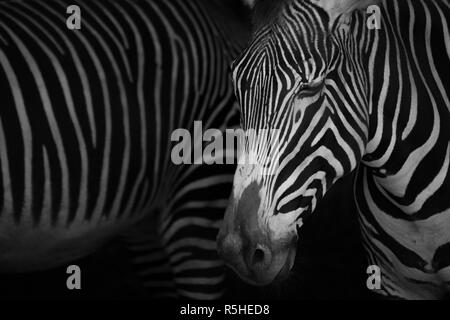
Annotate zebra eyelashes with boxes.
[294,78,325,98]
[305,78,325,94]
[291,57,325,97]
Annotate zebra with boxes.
[0,0,249,299]
[217,0,450,299]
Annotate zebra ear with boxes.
[310,0,381,27]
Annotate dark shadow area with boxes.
[0,239,146,299]
[0,173,377,300]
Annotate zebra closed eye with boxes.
[296,78,325,98]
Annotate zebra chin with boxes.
[217,181,298,286]
[217,230,297,286]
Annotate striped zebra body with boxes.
[217,0,450,299]
[0,0,248,299]
[355,0,450,299]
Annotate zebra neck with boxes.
[340,1,412,167]
[358,0,450,203]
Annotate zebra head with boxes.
[218,0,379,285]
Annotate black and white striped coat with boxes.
[0,0,249,299]
[218,0,450,299]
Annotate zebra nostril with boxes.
[253,248,265,264]
[251,245,271,269]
